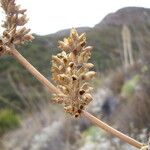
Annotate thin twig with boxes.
[5,48,143,149]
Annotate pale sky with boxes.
[0,0,150,35]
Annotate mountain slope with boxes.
[0,7,150,110]
[95,7,150,28]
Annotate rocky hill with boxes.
[95,7,150,28]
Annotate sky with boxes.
[0,0,150,35]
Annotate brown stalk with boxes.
[6,48,61,94]
[82,110,143,149]
[5,48,143,149]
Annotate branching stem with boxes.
[5,48,143,149]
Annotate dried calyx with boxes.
[51,28,96,117]
[0,0,34,55]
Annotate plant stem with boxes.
[7,48,61,94]
[6,48,143,149]
[82,110,143,149]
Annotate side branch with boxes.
[7,48,61,94]
[82,110,143,149]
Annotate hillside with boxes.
[95,7,150,28]
[0,6,150,111]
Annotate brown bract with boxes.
[51,28,96,117]
[0,38,5,56]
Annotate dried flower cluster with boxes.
[51,28,96,117]
[0,0,34,56]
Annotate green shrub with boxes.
[121,75,140,97]
[83,126,103,141]
[0,109,20,135]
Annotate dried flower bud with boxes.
[78,50,91,63]
[79,105,84,109]
[11,15,17,23]
[79,33,86,42]
[17,15,28,26]
[74,113,80,118]
[0,39,5,56]
[58,74,71,84]
[0,39,3,45]
[83,46,93,51]
[51,65,60,73]
[70,28,79,41]
[64,106,74,113]
[52,97,63,104]
[58,41,70,51]
[81,71,96,80]
[81,83,90,90]
[3,31,10,39]
[0,45,3,52]
[83,63,94,69]
[52,55,63,65]
[80,41,86,47]
[18,9,27,14]
[82,93,93,103]
[79,89,85,95]
[22,34,34,42]
[72,75,78,81]
[69,62,75,68]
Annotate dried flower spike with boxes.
[0,0,34,55]
[51,28,96,117]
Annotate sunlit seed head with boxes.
[51,28,96,117]
[0,0,34,50]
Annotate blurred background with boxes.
[0,0,150,150]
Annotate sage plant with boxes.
[0,0,145,149]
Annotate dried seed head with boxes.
[51,28,96,117]
[0,0,34,49]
